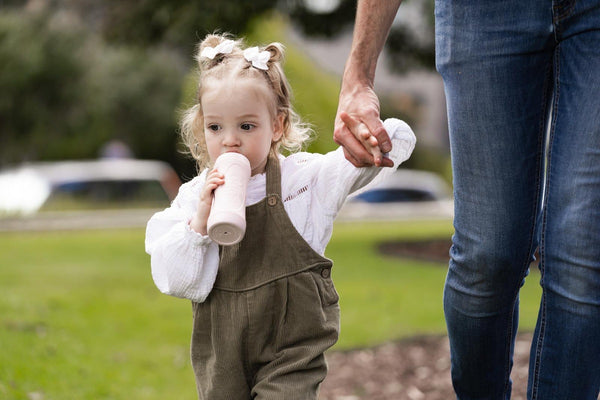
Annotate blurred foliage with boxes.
[0,10,185,173]
[286,0,436,73]
[285,0,356,37]
[0,11,88,163]
[386,24,435,72]
[385,0,436,73]
[84,45,183,168]
[0,0,26,8]
[101,0,274,55]
[100,0,436,74]
[0,0,439,179]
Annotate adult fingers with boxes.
[364,119,392,153]
[340,112,384,166]
[334,122,376,167]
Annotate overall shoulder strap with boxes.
[265,152,282,198]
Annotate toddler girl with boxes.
[145,33,416,400]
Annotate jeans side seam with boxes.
[531,293,547,400]
[502,301,516,398]
[499,45,555,399]
[531,42,562,400]
[502,40,555,400]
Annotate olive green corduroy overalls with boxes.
[191,155,340,400]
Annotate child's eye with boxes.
[207,124,221,132]
[240,123,255,131]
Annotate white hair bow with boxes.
[200,39,235,60]
[243,47,270,70]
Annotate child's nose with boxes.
[222,131,240,146]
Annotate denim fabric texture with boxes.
[435,0,600,398]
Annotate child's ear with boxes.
[272,113,285,142]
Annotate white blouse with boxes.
[145,118,416,302]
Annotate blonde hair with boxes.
[180,33,313,170]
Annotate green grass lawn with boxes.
[0,220,542,399]
[330,220,542,348]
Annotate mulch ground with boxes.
[319,239,533,400]
[320,332,533,400]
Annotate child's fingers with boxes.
[200,169,225,204]
[204,181,220,191]
[359,133,383,166]
[205,179,224,195]
[208,168,224,179]
[206,169,225,186]
[207,175,224,184]
[367,139,383,166]
[367,135,379,148]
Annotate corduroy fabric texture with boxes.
[191,155,340,400]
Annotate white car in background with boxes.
[337,169,454,221]
[0,159,181,231]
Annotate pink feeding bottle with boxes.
[207,152,251,245]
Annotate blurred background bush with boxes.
[0,0,449,183]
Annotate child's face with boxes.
[201,78,283,176]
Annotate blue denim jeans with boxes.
[435,0,600,398]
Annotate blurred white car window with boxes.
[0,159,180,217]
[338,169,454,221]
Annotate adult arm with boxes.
[334,0,402,167]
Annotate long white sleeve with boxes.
[312,118,416,214]
[145,118,415,302]
[145,171,220,303]
[280,118,415,253]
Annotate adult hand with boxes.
[338,111,384,165]
[334,84,393,167]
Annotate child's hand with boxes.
[339,112,393,167]
[190,168,224,235]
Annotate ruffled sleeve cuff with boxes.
[184,218,213,246]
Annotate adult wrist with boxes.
[343,59,376,89]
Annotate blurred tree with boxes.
[0,0,437,178]
[286,0,435,72]
[99,0,435,73]
[0,0,26,8]
[84,44,185,171]
[0,11,88,164]
[100,0,275,54]
[285,0,356,37]
[385,0,435,72]
[0,10,184,172]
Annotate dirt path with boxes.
[320,333,533,400]
[320,239,533,400]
